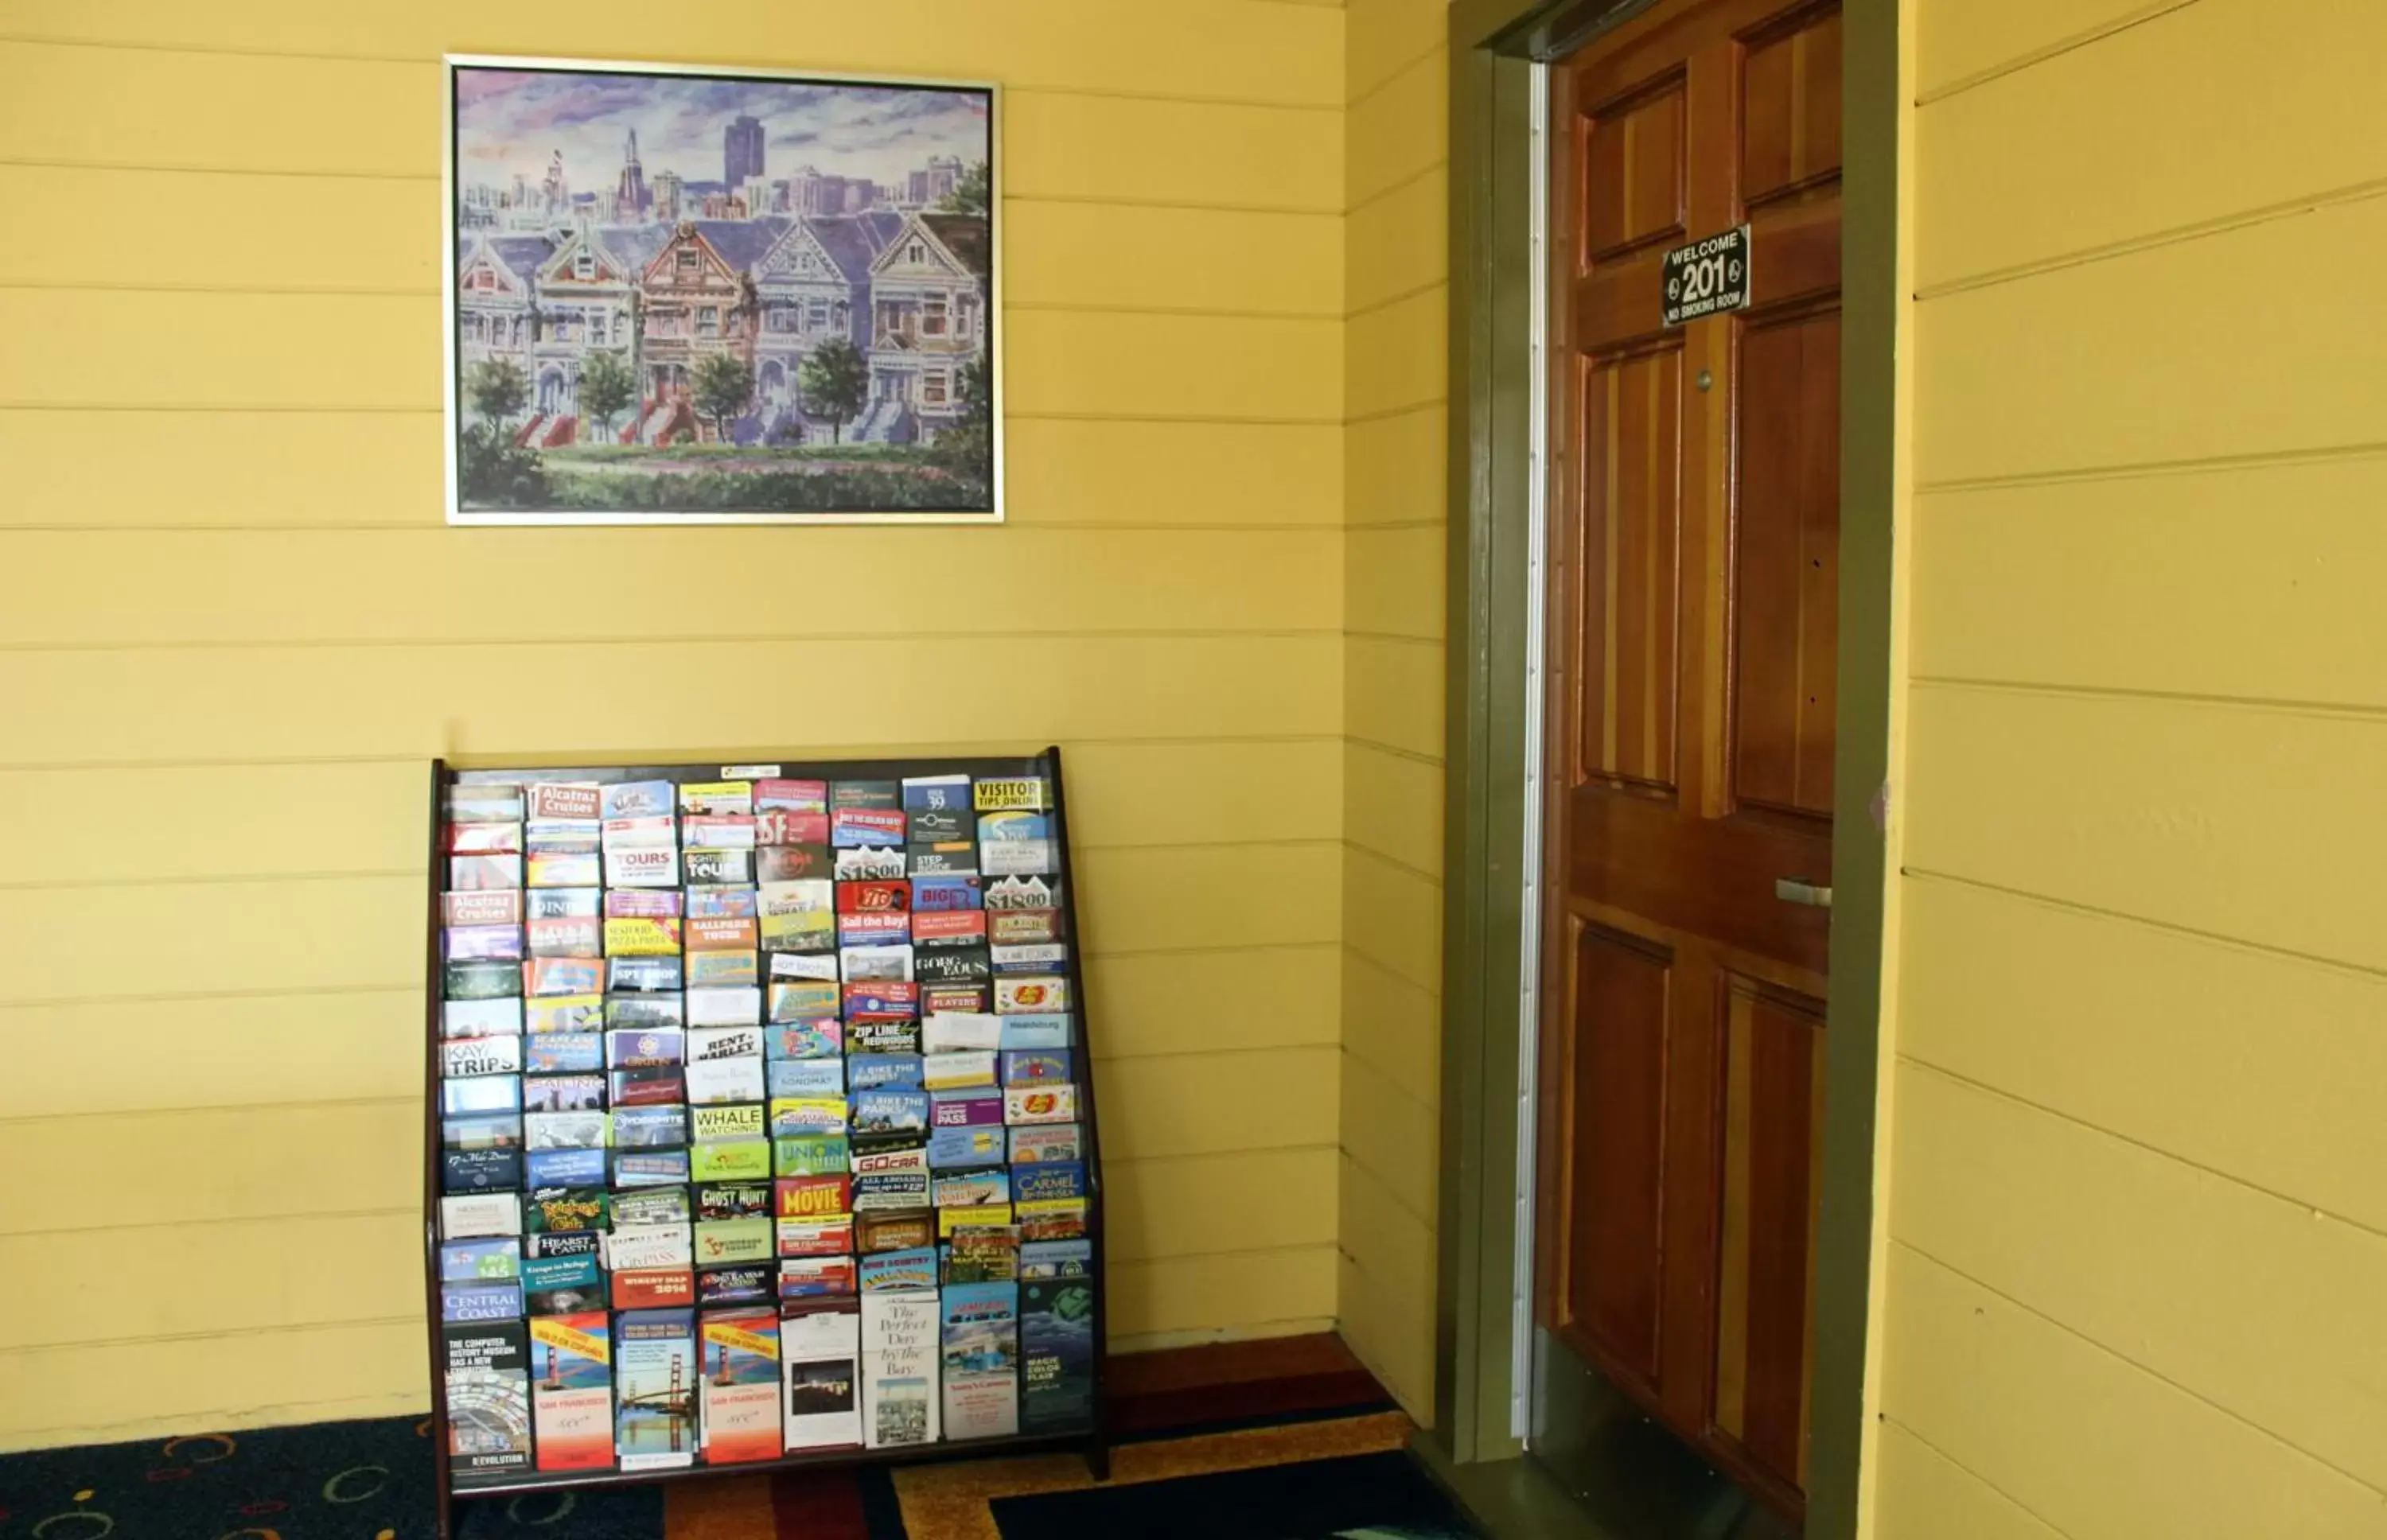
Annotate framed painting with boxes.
[443,56,1002,525]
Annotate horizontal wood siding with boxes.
[0,0,1349,1449]
[1338,0,1446,1425]
[1887,0,2387,1527]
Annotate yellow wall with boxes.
[1338,0,1448,1422]
[0,0,1355,1450]
[1879,1,2387,1532]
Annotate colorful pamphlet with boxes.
[913,909,988,947]
[1018,1197,1090,1242]
[442,1192,522,1240]
[695,1182,770,1221]
[694,1217,774,1267]
[442,1281,524,1324]
[923,1012,1002,1052]
[769,1056,847,1098]
[847,1054,922,1092]
[914,948,991,986]
[1011,1161,1087,1204]
[691,1138,773,1182]
[940,1282,1020,1441]
[775,1173,853,1219]
[1004,1084,1077,1126]
[993,975,1069,1015]
[944,1223,1021,1285]
[613,1149,693,1187]
[445,959,521,999]
[440,1238,521,1284]
[856,1211,936,1256]
[687,950,759,987]
[1000,1048,1072,1087]
[522,1252,606,1316]
[606,1223,693,1273]
[769,1096,849,1137]
[1020,1239,1094,1279]
[922,1050,996,1091]
[998,1013,1071,1051]
[442,998,522,1041]
[768,950,840,982]
[859,1244,938,1290]
[443,1147,522,1193]
[449,784,525,823]
[767,1019,844,1060]
[773,1134,850,1176]
[855,1171,933,1211]
[988,910,1060,946]
[442,1036,521,1078]
[852,1140,928,1177]
[611,1267,696,1310]
[781,1301,863,1451]
[928,1126,1007,1168]
[1020,1278,1097,1433]
[972,777,1049,812]
[699,1309,782,1463]
[614,1309,698,1470]
[529,1311,614,1471]
[778,1254,859,1300]
[991,942,1068,974]
[699,1265,775,1308]
[777,1214,856,1258]
[931,1089,1003,1130]
[854,1089,931,1135]
[863,1289,941,1449]
[686,1055,765,1104]
[527,1186,609,1235]
[442,1321,532,1483]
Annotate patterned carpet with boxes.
[0,1339,1478,1539]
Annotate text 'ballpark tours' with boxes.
[432,761,1098,1483]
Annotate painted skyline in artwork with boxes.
[447,62,998,522]
[455,70,989,220]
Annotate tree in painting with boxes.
[467,359,531,426]
[578,349,637,439]
[693,352,755,444]
[800,339,870,445]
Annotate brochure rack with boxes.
[419,749,1108,1539]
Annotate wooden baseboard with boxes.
[1108,1330,1392,1435]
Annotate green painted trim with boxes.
[1435,0,1570,1470]
[1433,0,1902,1534]
[1807,0,1901,1532]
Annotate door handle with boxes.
[1774,877,1832,909]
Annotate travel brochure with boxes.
[434,762,1096,1485]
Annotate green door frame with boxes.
[1427,2,1901,1534]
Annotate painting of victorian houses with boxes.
[446,60,997,521]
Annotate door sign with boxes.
[1660,225,1751,326]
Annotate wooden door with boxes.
[1535,0,1840,1520]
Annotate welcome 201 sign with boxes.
[1661,224,1752,327]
